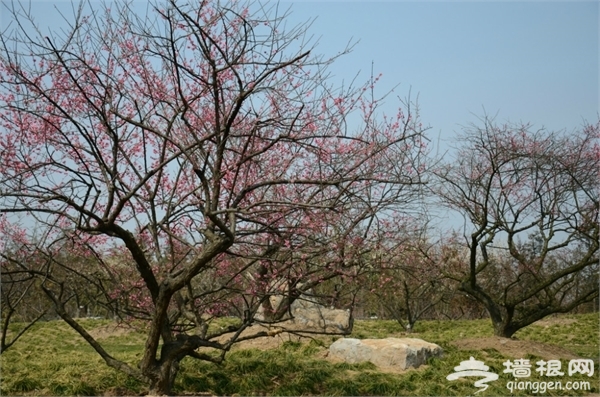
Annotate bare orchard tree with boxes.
[0,0,428,394]
[435,117,599,337]
[367,223,450,332]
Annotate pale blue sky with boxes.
[280,1,598,147]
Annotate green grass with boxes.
[1,319,145,396]
[1,313,598,396]
[514,313,599,359]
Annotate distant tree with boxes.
[1,224,117,354]
[435,117,599,337]
[368,229,450,332]
[0,0,428,393]
[1,236,50,354]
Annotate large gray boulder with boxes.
[329,337,443,369]
[256,294,350,332]
[290,298,350,332]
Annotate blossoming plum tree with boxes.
[435,116,599,337]
[0,0,428,393]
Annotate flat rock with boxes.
[329,337,443,369]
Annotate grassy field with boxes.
[1,313,598,396]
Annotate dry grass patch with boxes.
[452,336,582,361]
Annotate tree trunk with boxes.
[459,282,519,338]
[146,360,180,396]
[492,320,518,338]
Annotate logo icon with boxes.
[447,357,499,394]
